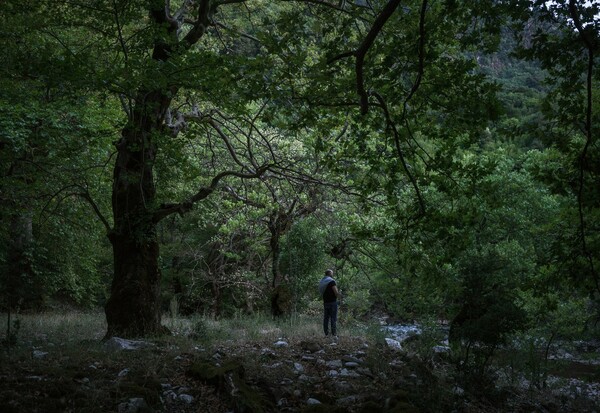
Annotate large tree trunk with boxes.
[104,91,171,338]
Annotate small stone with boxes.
[340,368,360,378]
[301,356,315,362]
[357,367,373,377]
[177,386,190,394]
[273,340,289,348]
[326,360,343,368]
[333,381,352,392]
[174,355,184,361]
[337,395,359,405]
[307,398,321,405]
[294,362,304,373]
[293,389,302,397]
[163,390,177,401]
[105,337,152,352]
[32,350,48,359]
[344,362,360,368]
[385,338,402,350]
[178,394,194,404]
[328,370,339,377]
[118,368,130,377]
[117,397,148,413]
[260,348,276,358]
[25,375,44,381]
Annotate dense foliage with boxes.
[0,0,598,375]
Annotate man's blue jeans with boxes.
[323,301,338,336]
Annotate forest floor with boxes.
[0,312,599,412]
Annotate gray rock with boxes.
[337,395,360,405]
[25,375,44,381]
[340,368,360,378]
[342,355,363,364]
[327,370,339,377]
[260,348,276,358]
[178,394,194,404]
[32,350,48,359]
[117,397,149,413]
[307,398,321,405]
[301,356,315,362]
[326,359,343,368]
[118,368,130,377]
[177,386,190,394]
[357,367,374,377]
[333,381,352,392]
[105,337,152,351]
[273,340,289,348]
[385,338,402,350]
[163,390,177,401]
[294,362,304,373]
[344,362,360,368]
[432,345,450,354]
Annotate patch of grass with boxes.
[0,311,106,345]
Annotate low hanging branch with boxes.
[152,164,272,223]
[355,0,402,114]
[329,0,427,216]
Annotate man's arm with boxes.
[332,285,342,299]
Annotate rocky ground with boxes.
[1,329,599,413]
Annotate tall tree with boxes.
[510,0,600,295]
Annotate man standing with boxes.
[319,269,342,337]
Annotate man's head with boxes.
[325,269,333,277]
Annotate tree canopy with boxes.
[0,0,598,353]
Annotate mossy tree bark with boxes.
[104,89,173,338]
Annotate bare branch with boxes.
[214,21,261,43]
[355,0,402,114]
[207,118,252,172]
[402,0,427,113]
[152,164,272,222]
[182,0,213,46]
[77,189,112,233]
[372,91,425,217]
